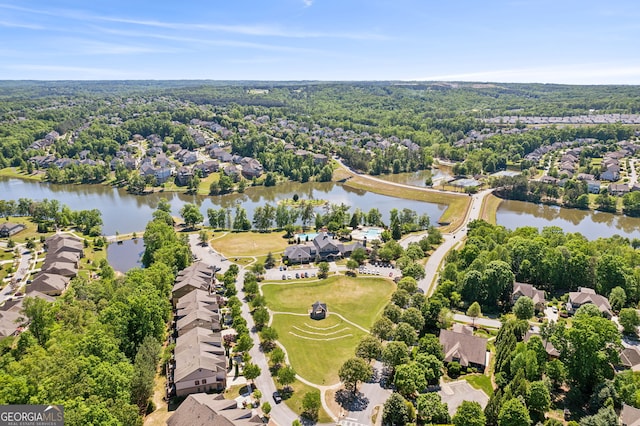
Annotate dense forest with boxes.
[0,208,192,425]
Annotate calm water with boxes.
[496,199,640,240]
[376,166,454,187]
[107,239,144,273]
[0,178,447,235]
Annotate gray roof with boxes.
[175,327,224,357]
[439,329,488,368]
[621,403,640,426]
[174,337,226,382]
[0,310,26,337]
[512,283,545,305]
[27,273,69,294]
[621,347,640,371]
[167,393,263,426]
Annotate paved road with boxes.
[339,361,390,426]
[418,189,493,296]
[188,236,304,426]
[453,313,502,329]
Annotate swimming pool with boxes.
[295,232,318,241]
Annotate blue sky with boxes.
[1,0,639,83]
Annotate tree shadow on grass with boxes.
[335,389,369,412]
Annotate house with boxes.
[172,262,216,304]
[523,331,559,358]
[512,283,546,311]
[312,153,328,165]
[608,183,630,196]
[175,327,225,357]
[283,232,362,263]
[439,328,488,372]
[167,393,263,426]
[176,289,220,313]
[587,180,602,194]
[601,164,620,181]
[566,287,613,318]
[169,332,227,397]
[44,234,84,257]
[193,161,218,176]
[175,309,221,336]
[175,167,194,186]
[0,309,26,338]
[0,222,26,238]
[26,273,70,296]
[310,301,327,320]
[41,259,78,277]
[539,176,559,185]
[621,403,640,426]
[620,347,640,371]
[240,158,263,179]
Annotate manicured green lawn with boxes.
[262,275,395,329]
[464,373,494,396]
[211,231,288,257]
[281,379,332,423]
[272,313,366,385]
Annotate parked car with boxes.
[273,391,282,404]
[295,273,300,279]
[282,274,286,280]
[304,272,309,278]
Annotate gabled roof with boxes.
[512,283,545,305]
[176,289,219,311]
[175,327,224,356]
[174,345,226,383]
[621,403,640,426]
[621,347,640,371]
[27,273,70,294]
[167,393,263,426]
[312,301,327,312]
[313,233,339,252]
[45,234,83,253]
[439,329,488,368]
[568,287,612,316]
[0,310,26,337]
[176,309,221,334]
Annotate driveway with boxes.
[453,313,502,329]
[188,234,230,274]
[339,361,391,426]
[438,380,489,417]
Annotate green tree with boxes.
[130,336,161,414]
[252,307,269,330]
[355,335,383,362]
[513,296,535,320]
[609,286,627,312]
[498,398,531,426]
[620,308,640,335]
[21,296,55,346]
[243,363,261,389]
[302,390,321,420]
[394,362,427,397]
[318,261,330,279]
[232,206,251,231]
[416,392,450,425]
[371,316,395,341]
[466,301,482,327]
[382,341,410,370]
[277,365,296,391]
[338,357,373,395]
[394,322,418,346]
[382,393,411,426]
[453,400,486,426]
[528,381,551,423]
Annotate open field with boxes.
[211,231,288,257]
[0,217,44,243]
[262,275,395,329]
[282,379,332,423]
[272,314,366,385]
[0,167,44,181]
[464,373,494,397]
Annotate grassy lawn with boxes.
[78,246,107,279]
[262,275,395,329]
[0,167,44,181]
[273,313,365,385]
[211,231,289,257]
[464,374,494,397]
[0,217,45,244]
[282,379,332,423]
[480,194,503,224]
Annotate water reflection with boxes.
[497,199,640,240]
[106,239,144,273]
[0,177,446,236]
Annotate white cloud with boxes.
[303,0,313,7]
[1,64,135,79]
[417,64,640,85]
[0,20,44,30]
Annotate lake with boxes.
[496,199,640,240]
[107,238,144,273]
[0,178,447,235]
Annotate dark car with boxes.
[273,391,282,404]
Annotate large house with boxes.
[171,262,217,304]
[283,232,365,263]
[167,393,262,426]
[512,283,546,312]
[439,326,488,372]
[0,222,26,238]
[620,347,640,372]
[566,287,613,318]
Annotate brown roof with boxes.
[513,283,545,305]
[176,309,221,335]
[27,273,70,295]
[524,331,560,357]
[176,289,219,312]
[568,287,612,316]
[621,347,640,371]
[439,329,488,368]
[0,310,26,337]
[45,234,84,253]
[175,327,224,357]
[621,403,640,426]
[174,328,226,382]
[167,393,262,426]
